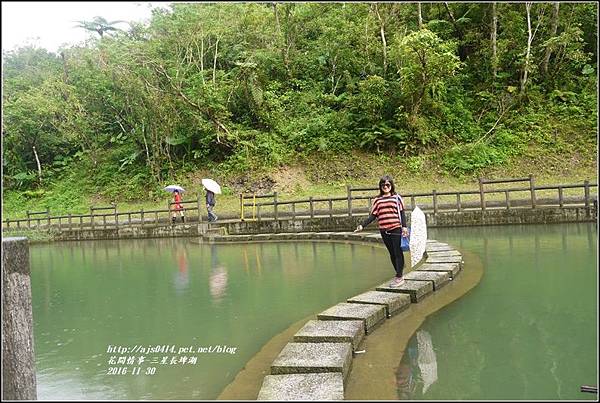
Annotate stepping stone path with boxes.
[347,291,411,318]
[218,231,468,400]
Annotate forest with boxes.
[2,2,597,212]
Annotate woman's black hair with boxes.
[378,175,396,196]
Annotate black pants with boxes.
[380,228,405,278]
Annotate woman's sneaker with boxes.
[389,277,405,287]
[390,277,404,287]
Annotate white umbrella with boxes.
[164,185,185,193]
[409,206,427,267]
[202,178,222,194]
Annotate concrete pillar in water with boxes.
[2,237,37,400]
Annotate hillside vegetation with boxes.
[2,3,597,218]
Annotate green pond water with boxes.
[30,239,394,400]
[28,222,598,400]
[396,223,597,400]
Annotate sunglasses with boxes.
[381,183,391,188]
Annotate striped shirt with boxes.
[366,194,406,230]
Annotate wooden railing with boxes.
[239,177,597,221]
[2,177,597,230]
[3,202,203,231]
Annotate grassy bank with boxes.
[2,147,597,221]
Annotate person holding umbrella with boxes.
[164,185,185,224]
[202,179,221,222]
[172,189,185,223]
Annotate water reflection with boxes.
[209,244,228,303]
[396,330,438,399]
[173,247,189,293]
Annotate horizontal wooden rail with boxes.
[480,177,531,184]
[26,210,49,217]
[90,205,116,211]
[2,178,597,229]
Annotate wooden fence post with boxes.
[456,193,462,212]
[478,177,486,211]
[329,200,333,218]
[505,190,510,209]
[309,197,314,218]
[432,190,438,215]
[529,174,536,209]
[239,194,244,221]
[140,209,144,227]
[2,237,37,400]
[558,186,564,207]
[274,192,278,221]
[90,206,95,229]
[291,203,296,220]
[198,193,203,223]
[347,185,352,217]
[584,180,590,208]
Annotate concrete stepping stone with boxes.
[251,233,273,241]
[257,372,344,401]
[293,232,317,239]
[270,233,295,240]
[293,320,364,351]
[347,291,411,318]
[426,243,453,252]
[312,232,337,240]
[426,250,462,257]
[271,342,353,382]
[317,303,386,334]
[375,279,434,303]
[329,232,356,241]
[403,270,451,290]
[425,255,463,264]
[364,233,382,240]
[416,262,461,278]
[223,234,252,242]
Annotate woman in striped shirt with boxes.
[354,175,409,287]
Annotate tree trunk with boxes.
[200,33,205,85]
[212,36,219,85]
[375,4,387,77]
[273,2,281,36]
[32,145,42,185]
[2,237,37,400]
[363,8,370,74]
[444,2,467,60]
[417,2,423,29]
[542,2,560,76]
[491,2,498,78]
[521,2,533,93]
